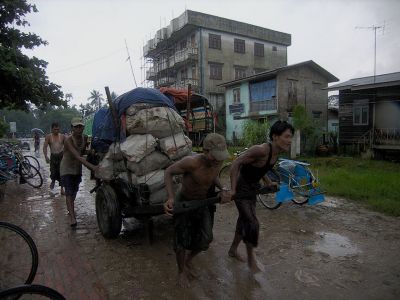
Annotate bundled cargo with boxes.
[126,106,184,138]
[92,87,194,239]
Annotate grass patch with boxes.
[303,157,400,216]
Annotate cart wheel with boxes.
[95,184,122,239]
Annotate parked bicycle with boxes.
[0,142,42,188]
[0,221,66,300]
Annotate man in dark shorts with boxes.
[164,133,231,288]
[43,122,65,195]
[228,121,294,273]
[60,117,98,227]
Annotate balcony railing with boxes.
[146,67,156,80]
[249,98,277,112]
[373,128,400,145]
[169,47,198,68]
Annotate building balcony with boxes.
[157,77,176,87]
[174,78,200,91]
[146,67,156,80]
[249,98,277,113]
[170,47,198,69]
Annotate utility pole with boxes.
[125,39,138,87]
[355,24,384,83]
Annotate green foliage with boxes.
[0,0,65,111]
[242,120,270,146]
[88,90,105,111]
[0,106,81,136]
[292,105,322,153]
[306,157,400,216]
[0,119,9,137]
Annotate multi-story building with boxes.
[143,10,291,130]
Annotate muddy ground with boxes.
[1,149,399,299]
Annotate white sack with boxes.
[95,159,125,180]
[126,106,184,138]
[149,184,180,205]
[137,170,165,193]
[127,151,171,176]
[159,133,192,160]
[117,171,138,185]
[120,134,157,162]
[104,142,124,161]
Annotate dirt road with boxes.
[0,152,399,299]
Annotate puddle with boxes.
[312,232,360,257]
[319,197,340,208]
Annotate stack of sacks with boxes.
[95,104,191,205]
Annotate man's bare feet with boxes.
[228,249,246,262]
[177,272,190,288]
[70,216,77,227]
[248,258,263,273]
[185,262,199,279]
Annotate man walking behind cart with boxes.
[43,122,65,195]
[164,133,231,288]
[60,117,98,227]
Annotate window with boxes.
[353,106,369,125]
[180,68,187,80]
[233,88,240,104]
[272,46,277,51]
[234,38,245,53]
[191,34,196,47]
[209,62,223,80]
[234,66,247,79]
[209,34,221,49]
[180,40,187,50]
[312,111,322,118]
[254,43,264,57]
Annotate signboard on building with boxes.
[9,122,16,133]
[229,103,244,114]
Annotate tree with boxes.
[88,90,104,111]
[0,0,65,111]
[0,119,9,138]
[242,120,270,146]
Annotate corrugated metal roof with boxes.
[218,60,339,87]
[326,72,400,91]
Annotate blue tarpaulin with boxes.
[91,88,176,150]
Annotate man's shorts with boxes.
[60,174,82,198]
[173,192,215,252]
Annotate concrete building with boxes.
[143,10,291,130]
[219,60,338,143]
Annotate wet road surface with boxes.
[0,148,399,299]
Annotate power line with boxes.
[49,48,125,74]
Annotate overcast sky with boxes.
[24,0,400,107]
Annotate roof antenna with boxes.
[355,23,385,83]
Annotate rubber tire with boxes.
[258,193,282,210]
[0,284,66,300]
[95,184,122,239]
[24,155,40,171]
[19,163,43,188]
[218,163,232,188]
[291,196,309,205]
[0,222,39,287]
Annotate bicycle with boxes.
[0,151,43,188]
[0,222,39,290]
[0,284,66,299]
[219,157,324,210]
[0,221,66,300]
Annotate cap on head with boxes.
[203,133,229,161]
[71,117,84,127]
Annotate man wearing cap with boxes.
[60,117,98,227]
[164,133,231,288]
